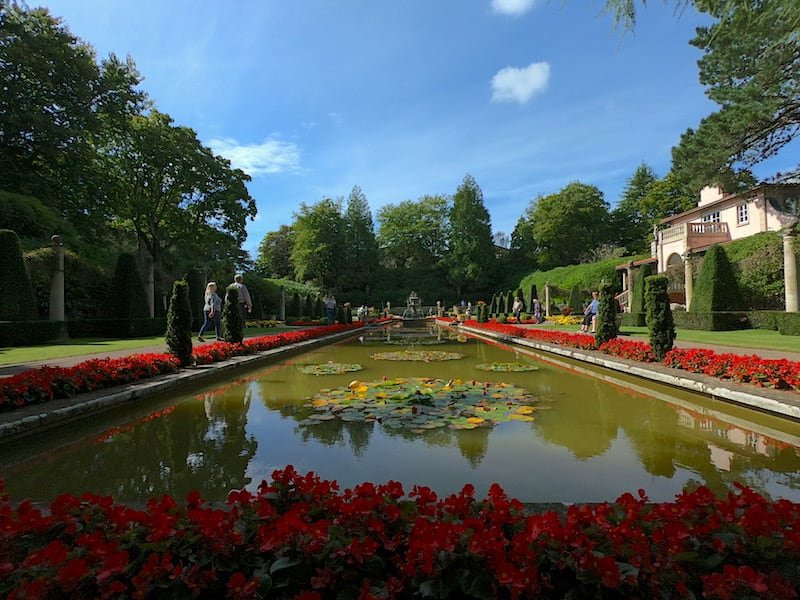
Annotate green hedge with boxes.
[0,320,64,346]
[775,313,800,336]
[671,310,751,331]
[66,317,166,339]
[621,312,645,327]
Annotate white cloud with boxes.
[491,62,550,104]
[208,137,300,176]
[491,0,536,16]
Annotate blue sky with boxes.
[38,0,798,256]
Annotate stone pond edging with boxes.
[0,327,365,443]
[456,323,800,422]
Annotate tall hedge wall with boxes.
[0,229,38,321]
[691,244,741,313]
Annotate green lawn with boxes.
[543,323,800,353]
[0,326,301,366]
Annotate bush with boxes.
[621,312,645,327]
[505,290,515,315]
[107,253,149,320]
[726,231,797,309]
[528,284,538,309]
[496,314,507,324]
[691,244,741,312]
[775,313,800,336]
[166,280,193,366]
[186,269,205,329]
[65,318,166,339]
[25,248,110,320]
[0,229,38,321]
[568,284,583,315]
[222,285,244,343]
[748,310,780,331]
[0,190,71,242]
[595,283,618,345]
[0,320,64,346]
[629,263,654,326]
[645,275,675,361]
[304,293,313,318]
[289,292,301,321]
[671,310,750,331]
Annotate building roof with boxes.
[659,183,800,225]
[614,257,657,270]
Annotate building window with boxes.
[737,203,749,225]
[702,211,720,223]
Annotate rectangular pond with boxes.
[2,324,800,504]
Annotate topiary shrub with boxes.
[166,280,193,366]
[290,292,302,320]
[186,269,205,330]
[0,229,38,321]
[496,314,507,324]
[515,288,526,312]
[645,275,676,361]
[691,244,741,312]
[336,305,345,324]
[568,285,584,315]
[629,263,654,326]
[529,284,538,310]
[345,304,353,324]
[595,282,618,346]
[304,293,314,318]
[505,290,514,316]
[107,253,149,321]
[222,285,244,343]
[489,294,497,317]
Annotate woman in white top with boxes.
[197,282,223,342]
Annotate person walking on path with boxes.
[231,273,253,325]
[580,291,600,333]
[323,295,337,324]
[512,297,524,322]
[197,282,222,342]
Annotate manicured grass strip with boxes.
[0,326,300,366]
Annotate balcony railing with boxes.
[659,222,730,248]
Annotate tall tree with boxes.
[256,225,295,279]
[102,111,256,308]
[0,5,146,241]
[531,182,611,269]
[341,186,378,297]
[376,196,450,269]
[290,198,345,290]
[447,174,495,297]
[604,1,800,190]
[611,163,658,253]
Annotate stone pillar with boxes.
[49,235,65,322]
[683,249,694,311]
[784,230,798,312]
[544,283,551,317]
[278,287,286,321]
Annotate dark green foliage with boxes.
[290,292,301,320]
[691,245,741,312]
[496,314,507,324]
[0,229,37,321]
[595,283,618,346]
[244,276,278,320]
[345,305,352,324]
[315,297,324,319]
[747,310,780,331]
[477,302,488,323]
[107,253,149,320]
[671,310,750,331]
[505,291,514,315]
[65,317,166,339]
[0,320,63,346]
[515,288,526,312]
[776,313,800,336]
[568,285,584,315]
[186,269,205,328]
[489,294,497,316]
[645,275,676,361]
[629,263,654,326]
[336,305,345,324]
[165,280,193,366]
[727,232,797,310]
[0,191,72,242]
[222,285,244,343]
[304,293,313,318]
[529,284,538,308]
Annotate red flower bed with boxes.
[665,348,800,391]
[0,325,360,412]
[1,468,799,598]
[463,322,800,392]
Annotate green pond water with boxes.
[2,324,800,504]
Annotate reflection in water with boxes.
[2,324,800,503]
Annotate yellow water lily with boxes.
[311,399,328,407]
[467,417,485,424]
[510,414,535,421]
[516,406,535,414]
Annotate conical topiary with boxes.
[107,253,149,320]
[345,304,352,324]
[0,229,37,321]
[595,282,618,346]
[630,263,654,326]
[505,290,514,315]
[222,285,244,343]
[304,293,313,318]
[290,292,301,320]
[515,288,526,312]
[529,284,538,309]
[336,305,345,324]
[166,279,193,366]
[568,285,583,315]
[690,244,741,312]
[315,296,324,319]
[645,275,676,361]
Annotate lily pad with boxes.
[371,351,464,362]
[301,377,538,431]
[299,363,364,375]
[474,362,540,372]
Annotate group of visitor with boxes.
[197,273,252,342]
